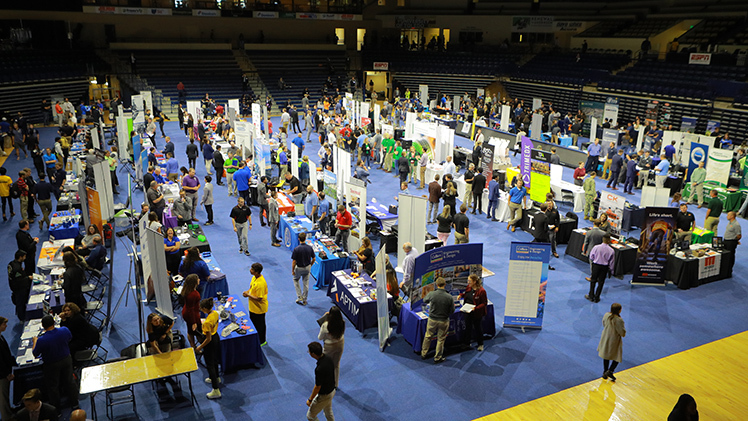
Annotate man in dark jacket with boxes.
[16,220,38,276]
[607,149,624,190]
[186,138,199,169]
[532,203,550,243]
[471,168,486,215]
[8,250,32,320]
[397,155,410,185]
[427,175,442,224]
[212,145,225,185]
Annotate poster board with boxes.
[141,91,153,114]
[396,194,427,273]
[381,123,394,139]
[291,144,299,178]
[228,99,240,116]
[409,244,484,312]
[678,133,697,167]
[503,242,551,329]
[519,136,533,188]
[323,169,338,210]
[686,141,708,182]
[602,128,618,147]
[435,124,453,163]
[529,149,551,203]
[405,112,417,139]
[603,97,619,127]
[252,103,263,139]
[706,148,733,187]
[131,95,145,135]
[344,178,366,253]
[532,98,542,111]
[234,121,252,161]
[632,207,677,285]
[419,85,429,105]
[590,117,598,142]
[138,215,172,319]
[597,191,625,234]
[530,113,543,141]
[374,103,381,131]
[480,142,495,188]
[116,111,129,157]
[86,187,103,234]
[376,248,390,352]
[680,116,698,133]
[500,105,511,132]
[90,158,114,220]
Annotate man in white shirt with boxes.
[281,108,291,133]
[443,156,456,179]
[398,243,419,299]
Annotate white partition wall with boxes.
[590,117,598,142]
[405,112,417,138]
[252,103,262,139]
[132,95,145,135]
[396,194,428,272]
[344,178,367,252]
[91,126,101,150]
[374,104,381,130]
[291,144,299,178]
[530,113,543,140]
[139,216,172,319]
[116,114,129,156]
[142,91,153,114]
[500,105,510,132]
[309,161,318,191]
[91,159,114,220]
[436,125,454,164]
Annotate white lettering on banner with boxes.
[689,53,712,65]
[339,292,360,317]
[698,253,720,279]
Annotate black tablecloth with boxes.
[622,206,646,232]
[565,229,638,276]
[665,250,732,290]
[665,174,684,197]
[177,226,211,253]
[521,208,577,244]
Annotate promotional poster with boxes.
[520,136,534,188]
[480,142,495,188]
[632,207,677,285]
[529,149,551,203]
[597,190,626,234]
[687,142,709,182]
[503,242,551,329]
[410,244,484,312]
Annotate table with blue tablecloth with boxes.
[280,215,317,250]
[542,132,574,148]
[326,270,389,332]
[210,295,264,372]
[48,209,81,240]
[397,301,496,353]
[200,251,229,299]
[312,238,350,289]
[366,201,398,231]
[26,275,65,321]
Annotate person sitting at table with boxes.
[146,312,174,355]
[675,202,695,241]
[13,389,58,421]
[317,306,345,388]
[84,235,106,271]
[386,268,403,316]
[599,213,612,234]
[62,251,86,311]
[76,224,101,256]
[146,211,162,235]
[180,274,202,348]
[196,298,221,399]
[460,274,488,352]
[164,227,181,275]
[59,302,98,356]
[353,237,375,275]
[179,247,210,294]
[173,189,193,225]
[61,246,89,270]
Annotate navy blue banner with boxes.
[410,244,484,311]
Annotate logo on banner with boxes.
[690,146,706,164]
[373,62,389,71]
[254,11,278,18]
[193,9,220,16]
[689,53,712,65]
[284,228,291,247]
[297,13,317,19]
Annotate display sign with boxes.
[131,94,145,135]
[323,169,338,210]
[698,253,721,279]
[706,148,733,187]
[141,91,153,115]
[373,62,389,71]
[680,116,698,133]
[687,142,709,182]
[741,163,748,191]
[500,105,511,132]
[632,207,677,285]
[580,100,604,137]
[376,248,390,352]
[603,97,619,127]
[597,191,625,234]
[410,244,484,312]
[689,53,712,65]
[529,149,551,203]
[83,5,172,15]
[602,128,618,146]
[192,9,220,17]
[86,187,103,234]
[503,242,551,329]
[519,136,534,188]
[512,16,554,32]
[480,142,495,188]
[706,120,720,135]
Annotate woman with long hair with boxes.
[62,251,86,310]
[354,237,375,275]
[442,182,457,218]
[436,204,453,245]
[318,306,345,387]
[146,312,174,355]
[460,274,488,351]
[179,247,210,282]
[59,302,98,355]
[598,302,626,381]
[386,268,403,315]
[77,224,101,256]
[181,274,201,348]
[147,211,162,234]
[163,227,181,275]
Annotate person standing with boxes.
[463,163,475,207]
[398,243,419,299]
[0,168,13,221]
[147,181,165,220]
[7,250,31,321]
[317,306,345,387]
[182,168,200,221]
[623,153,637,195]
[334,204,352,252]
[487,173,500,221]
[305,341,336,421]
[256,176,269,226]
[230,197,252,256]
[654,154,670,188]
[545,194,560,258]
[427,175,442,224]
[687,161,706,207]
[0,316,16,421]
[704,189,722,233]
[507,179,527,232]
[418,150,429,189]
[15,171,30,222]
[173,190,193,225]
[304,186,318,222]
[202,141,214,176]
[16,220,38,276]
[723,211,741,277]
[186,138,199,170]
[292,232,316,306]
[420,277,454,363]
[532,203,550,243]
[597,302,626,381]
[436,205,453,246]
[224,152,239,196]
[196,299,222,399]
[201,175,214,225]
[233,161,251,204]
[573,161,586,186]
[471,168,486,215]
[454,204,470,244]
[460,274,487,351]
[586,234,615,303]
[583,171,597,220]
[212,145,225,186]
[32,315,78,411]
[585,138,601,174]
[607,149,623,190]
[317,192,330,236]
[269,190,281,247]
[243,263,268,346]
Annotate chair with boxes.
[74,330,108,377]
[560,189,576,210]
[104,356,137,419]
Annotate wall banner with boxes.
[687,142,709,182]
[680,116,698,133]
[529,149,551,203]
[632,207,677,285]
[689,53,712,65]
[520,136,534,189]
[706,148,733,187]
[603,97,619,127]
[503,242,551,329]
[410,244,484,312]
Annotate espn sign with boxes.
[689,53,711,65]
[373,62,389,71]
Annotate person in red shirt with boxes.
[16,172,30,221]
[460,274,488,351]
[573,161,586,186]
[334,204,352,252]
[340,124,352,139]
[216,104,224,116]
[54,101,64,126]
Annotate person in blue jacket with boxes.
[233,161,252,204]
[179,247,210,295]
[487,174,501,221]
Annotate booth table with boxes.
[520,208,578,245]
[211,295,265,371]
[326,270,388,332]
[48,209,81,240]
[162,204,178,230]
[312,238,350,289]
[565,229,638,276]
[550,180,585,213]
[26,274,65,320]
[36,239,75,271]
[666,248,731,289]
[366,201,398,231]
[13,319,48,405]
[280,215,317,250]
[176,225,211,253]
[542,132,574,148]
[424,163,446,185]
[681,182,746,212]
[200,251,229,298]
[276,191,295,215]
[80,348,199,419]
[397,302,496,353]
[622,205,646,232]
[56,192,81,211]
[690,227,714,245]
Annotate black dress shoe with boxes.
[584,294,593,302]
[607,371,616,381]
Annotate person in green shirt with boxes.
[382,137,395,173]
[704,189,722,233]
[407,146,420,184]
[224,151,240,196]
[687,161,706,208]
[583,171,597,220]
[392,141,403,172]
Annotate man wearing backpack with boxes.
[0,167,13,221]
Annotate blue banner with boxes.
[410,244,484,311]
[503,242,551,329]
[687,142,709,182]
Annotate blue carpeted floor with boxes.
[1,120,746,420]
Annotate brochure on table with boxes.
[376,248,390,352]
[503,242,551,329]
[396,194,427,274]
[139,215,172,318]
[632,207,677,285]
[409,244,484,312]
[597,190,625,234]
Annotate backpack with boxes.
[9,181,21,199]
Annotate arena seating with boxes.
[392,74,496,99]
[513,51,630,87]
[575,21,633,38]
[676,17,743,47]
[362,50,519,76]
[613,18,681,38]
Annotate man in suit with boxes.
[16,220,38,276]
[471,168,486,215]
[532,203,550,243]
[0,316,17,421]
[13,388,58,421]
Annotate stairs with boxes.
[233,49,276,114]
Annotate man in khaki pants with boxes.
[688,161,706,208]
[463,163,475,208]
[418,150,429,189]
[704,189,722,233]
[420,277,454,363]
[454,204,470,244]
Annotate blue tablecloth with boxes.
[26,287,65,321]
[200,252,229,299]
[397,302,496,353]
[311,239,350,289]
[366,201,398,230]
[542,132,573,148]
[49,209,81,240]
[280,216,318,250]
[212,295,264,371]
[326,270,389,332]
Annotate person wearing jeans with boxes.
[487,174,500,221]
[269,190,281,247]
[201,175,214,225]
[230,197,252,256]
[427,175,442,223]
[292,232,316,306]
[420,277,454,363]
[197,299,222,399]
[507,179,527,232]
[34,174,55,230]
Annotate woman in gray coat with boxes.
[201,175,214,225]
[598,302,626,381]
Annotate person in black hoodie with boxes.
[16,220,38,276]
[0,316,17,421]
[545,193,561,258]
[62,251,86,311]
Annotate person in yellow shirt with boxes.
[243,262,268,346]
[196,298,221,399]
[0,167,13,220]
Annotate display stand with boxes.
[500,105,510,132]
[291,143,299,178]
[376,248,390,352]
[503,242,551,329]
[142,91,153,114]
[396,194,427,272]
[374,104,381,131]
[590,117,598,143]
[131,94,145,135]
[344,178,366,253]
[641,186,670,207]
[408,244,484,311]
[138,215,173,318]
[530,113,542,141]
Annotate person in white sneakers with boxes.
[196,298,221,399]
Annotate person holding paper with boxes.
[460,274,487,352]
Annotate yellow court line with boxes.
[479,331,748,420]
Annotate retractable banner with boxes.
[687,142,709,182]
[520,136,534,188]
[503,242,551,329]
[632,207,677,285]
[706,148,733,187]
[529,149,551,203]
[603,97,619,127]
[597,191,625,234]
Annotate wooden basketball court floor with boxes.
[479,330,748,420]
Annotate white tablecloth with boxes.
[550,180,585,213]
